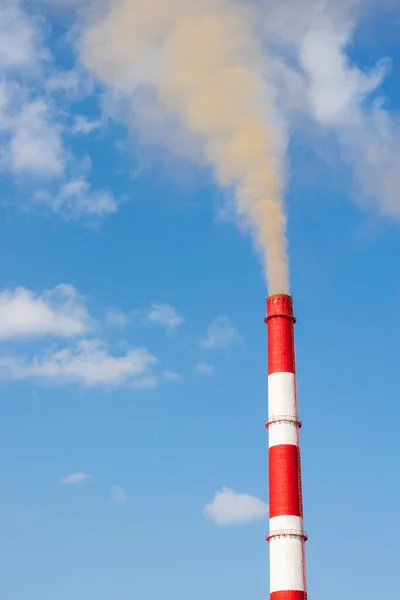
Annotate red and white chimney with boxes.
[265,294,307,600]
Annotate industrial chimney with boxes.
[265,294,307,600]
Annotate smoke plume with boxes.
[76,0,400,291]
[80,0,289,294]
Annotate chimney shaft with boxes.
[265,294,307,600]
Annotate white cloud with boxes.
[301,31,400,217]
[147,303,184,333]
[0,7,66,180]
[46,70,81,94]
[0,338,158,388]
[110,484,127,504]
[41,0,93,6]
[106,307,129,327]
[203,487,269,526]
[45,68,95,104]
[10,100,64,176]
[194,362,214,375]
[72,114,101,135]
[202,317,241,350]
[0,92,65,177]
[59,472,90,485]
[164,370,182,382]
[0,284,92,340]
[0,4,118,225]
[0,1,44,71]
[33,179,118,219]
[0,284,165,389]
[263,0,400,217]
[299,28,386,127]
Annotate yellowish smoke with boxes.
[81,0,289,293]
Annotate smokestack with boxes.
[265,294,307,600]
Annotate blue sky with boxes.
[1,1,400,599]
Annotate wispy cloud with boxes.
[33,179,118,220]
[72,114,101,135]
[0,2,117,224]
[194,362,214,375]
[106,307,129,327]
[262,0,400,218]
[147,303,184,333]
[0,1,45,71]
[164,370,182,382]
[41,0,88,7]
[201,317,241,350]
[45,69,80,93]
[110,484,128,504]
[6,98,65,177]
[0,6,64,177]
[0,338,158,388]
[203,487,269,526]
[0,284,173,390]
[0,285,92,340]
[59,472,90,485]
